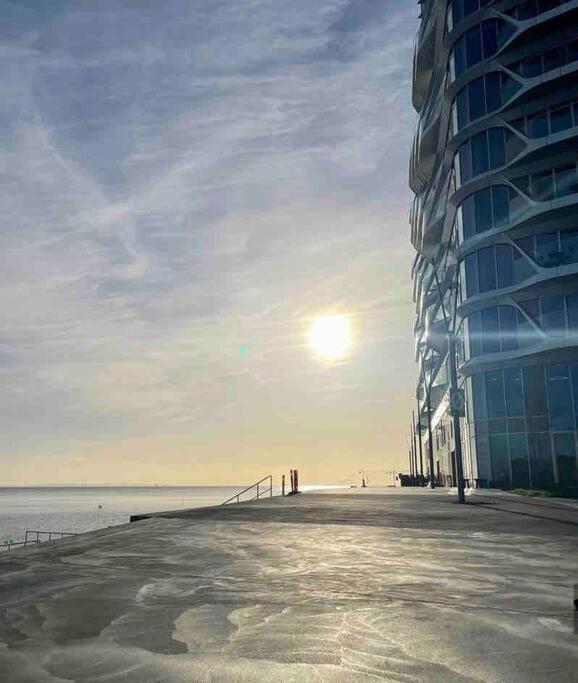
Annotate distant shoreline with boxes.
[0,484,246,489]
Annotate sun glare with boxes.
[308,315,352,361]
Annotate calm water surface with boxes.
[0,486,248,544]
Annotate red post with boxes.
[290,469,294,493]
[294,469,299,493]
[282,474,285,496]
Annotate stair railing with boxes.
[221,475,273,505]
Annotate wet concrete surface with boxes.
[0,488,577,682]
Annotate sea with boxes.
[0,486,258,546]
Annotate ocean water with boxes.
[0,486,254,545]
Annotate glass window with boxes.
[567,294,578,332]
[571,363,578,427]
[550,104,572,133]
[521,298,540,323]
[468,78,486,121]
[496,244,514,288]
[509,418,526,433]
[521,54,542,78]
[541,295,566,336]
[458,144,473,185]
[528,112,548,138]
[531,170,554,201]
[471,132,489,177]
[464,253,478,298]
[477,247,496,292]
[528,433,554,489]
[510,188,527,222]
[489,418,507,435]
[482,307,500,353]
[467,311,483,357]
[510,117,526,135]
[553,433,577,486]
[539,0,562,10]
[489,433,511,487]
[547,364,573,430]
[475,188,493,233]
[517,309,535,348]
[491,186,509,227]
[543,46,564,72]
[451,0,464,24]
[457,89,468,129]
[560,229,578,263]
[515,236,534,260]
[523,365,547,415]
[512,0,537,19]
[453,38,466,78]
[486,370,506,418]
[509,434,530,488]
[568,39,578,63]
[535,232,560,267]
[488,128,506,169]
[482,20,499,59]
[554,164,578,197]
[461,195,476,240]
[484,72,502,113]
[500,306,519,351]
[465,25,483,67]
[513,175,530,196]
[512,244,534,282]
[504,367,524,416]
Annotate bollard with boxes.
[282,474,285,496]
[294,469,299,493]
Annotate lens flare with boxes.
[308,315,352,360]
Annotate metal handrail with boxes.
[221,475,273,505]
[25,530,77,544]
[1,530,78,552]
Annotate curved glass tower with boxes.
[411,0,578,489]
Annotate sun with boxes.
[308,315,352,361]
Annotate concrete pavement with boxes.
[0,488,577,682]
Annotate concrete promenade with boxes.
[0,488,577,682]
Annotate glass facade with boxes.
[449,20,514,81]
[454,128,520,186]
[468,364,578,488]
[506,0,573,20]
[516,228,578,267]
[452,73,519,132]
[510,100,578,138]
[455,185,512,242]
[462,243,535,298]
[465,305,530,357]
[412,1,578,492]
[446,0,494,31]
[509,39,578,78]
[511,163,578,201]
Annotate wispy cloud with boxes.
[0,0,419,483]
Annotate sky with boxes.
[0,0,420,486]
